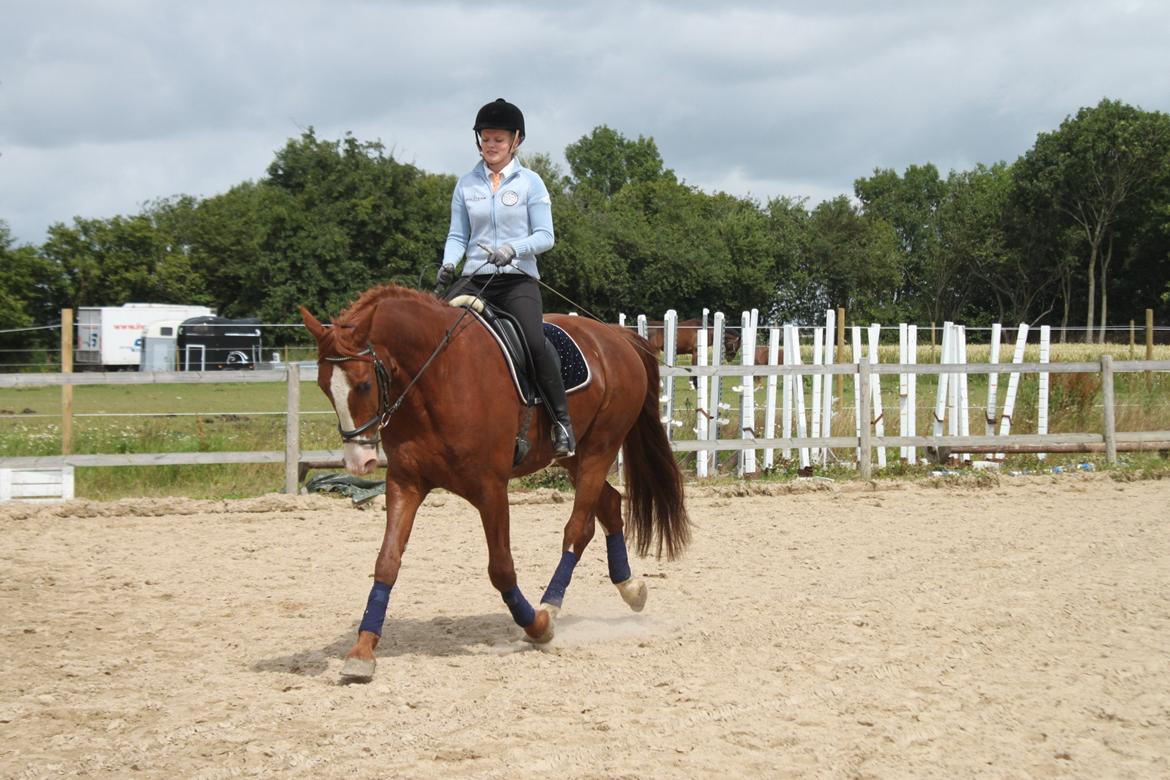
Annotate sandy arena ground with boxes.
[1,473,1168,779]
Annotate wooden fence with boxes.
[3,356,1169,493]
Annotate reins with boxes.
[325,271,502,444]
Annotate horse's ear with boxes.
[300,306,326,341]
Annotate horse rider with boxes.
[435,98,576,458]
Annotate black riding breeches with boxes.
[446,273,548,362]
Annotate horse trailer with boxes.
[177,317,263,371]
[76,304,215,370]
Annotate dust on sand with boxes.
[1,474,1168,778]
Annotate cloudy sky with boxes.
[3,0,1168,246]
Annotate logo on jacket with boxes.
[500,189,520,206]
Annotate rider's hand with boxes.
[487,244,517,267]
[436,263,456,286]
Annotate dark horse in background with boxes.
[301,285,691,680]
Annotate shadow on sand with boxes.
[250,611,524,677]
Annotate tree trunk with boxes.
[1059,269,1072,343]
[1084,240,1098,344]
[1097,234,1114,344]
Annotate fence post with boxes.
[1101,354,1117,466]
[1146,309,1155,360]
[836,306,846,406]
[858,359,872,480]
[61,309,73,455]
[285,363,301,494]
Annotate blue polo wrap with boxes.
[540,550,580,608]
[606,532,633,584]
[358,581,393,636]
[502,585,536,627]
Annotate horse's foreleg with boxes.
[478,484,552,644]
[341,481,424,681]
[595,480,647,612]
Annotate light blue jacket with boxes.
[441,159,554,279]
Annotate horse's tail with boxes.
[619,330,692,561]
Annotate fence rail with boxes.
[3,355,1169,492]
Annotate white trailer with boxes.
[76,303,214,370]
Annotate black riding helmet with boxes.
[473,98,525,142]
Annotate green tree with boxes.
[1,221,68,364]
[801,196,901,323]
[935,163,1018,325]
[854,164,946,322]
[41,213,208,308]
[565,126,674,197]
[1011,99,1170,341]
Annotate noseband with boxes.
[324,344,393,446]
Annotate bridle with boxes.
[323,344,394,446]
[317,269,510,448]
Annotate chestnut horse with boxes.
[300,285,690,680]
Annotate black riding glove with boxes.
[487,244,516,267]
[436,263,456,286]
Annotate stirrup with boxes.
[552,423,576,458]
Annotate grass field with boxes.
[2,343,1169,500]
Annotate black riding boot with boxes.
[533,343,576,458]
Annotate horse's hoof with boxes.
[616,577,647,612]
[524,607,555,644]
[340,656,376,681]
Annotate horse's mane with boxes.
[327,284,443,353]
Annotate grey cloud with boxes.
[2,0,1169,244]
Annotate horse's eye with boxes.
[355,381,372,394]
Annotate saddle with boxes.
[449,294,591,465]
[448,295,590,405]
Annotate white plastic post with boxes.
[739,311,757,476]
[809,328,823,464]
[696,329,709,478]
[956,325,971,462]
[662,310,677,440]
[763,327,780,469]
[899,323,909,462]
[708,312,725,475]
[781,324,794,460]
[789,324,809,468]
[1037,325,1051,461]
[986,323,1002,440]
[636,314,648,340]
[851,325,863,464]
[821,309,836,462]
[998,324,1030,451]
[932,321,954,440]
[907,324,918,465]
[947,325,960,440]
[867,324,886,468]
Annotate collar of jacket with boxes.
[479,157,522,184]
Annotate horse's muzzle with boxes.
[343,442,379,476]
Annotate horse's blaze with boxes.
[330,364,379,475]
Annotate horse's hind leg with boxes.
[538,454,610,620]
[594,481,647,612]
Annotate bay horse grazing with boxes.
[300,285,690,680]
